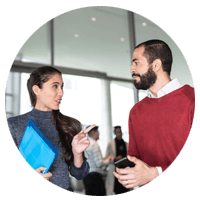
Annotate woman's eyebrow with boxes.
[51,82,60,85]
[51,82,64,86]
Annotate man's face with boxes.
[131,46,157,90]
[92,130,99,141]
[115,128,122,140]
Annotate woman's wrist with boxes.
[73,153,83,168]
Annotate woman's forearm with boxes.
[73,153,83,168]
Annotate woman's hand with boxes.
[35,167,52,180]
[72,124,96,156]
[72,124,96,168]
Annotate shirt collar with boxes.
[147,78,183,98]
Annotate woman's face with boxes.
[34,73,64,111]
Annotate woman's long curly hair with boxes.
[27,66,86,171]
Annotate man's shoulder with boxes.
[180,85,195,103]
[88,138,99,148]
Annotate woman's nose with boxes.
[59,87,64,97]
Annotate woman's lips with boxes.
[56,99,62,104]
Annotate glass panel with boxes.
[60,74,102,126]
[5,95,13,113]
[6,72,13,94]
[110,81,134,142]
[16,23,50,64]
[54,7,132,79]
[20,73,32,114]
[6,113,13,119]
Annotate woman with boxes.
[7,66,94,192]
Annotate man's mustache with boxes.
[132,73,140,78]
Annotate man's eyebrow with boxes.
[132,58,138,63]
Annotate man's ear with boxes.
[152,59,162,72]
[32,85,40,96]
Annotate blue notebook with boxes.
[19,119,59,173]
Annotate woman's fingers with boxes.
[35,166,47,173]
[84,124,96,134]
[35,167,52,180]
[42,171,53,180]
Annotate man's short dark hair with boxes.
[114,126,121,133]
[135,40,173,76]
[86,125,98,137]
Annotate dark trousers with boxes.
[83,172,106,196]
[114,177,129,194]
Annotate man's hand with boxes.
[113,156,159,188]
[106,155,114,161]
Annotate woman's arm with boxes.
[73,153,84,168]
[70,160,90,180]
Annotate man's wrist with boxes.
[150,167,159,180]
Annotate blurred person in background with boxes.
[105,126,129,195]
[83,126,113,196]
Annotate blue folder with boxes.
[19,119,59,173]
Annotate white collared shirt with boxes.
[147,78,183,98]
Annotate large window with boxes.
[20,73,102,126]
[110,81,134,143]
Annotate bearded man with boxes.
[113,40,195,188]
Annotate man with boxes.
[113,39,195,189]
[83,126,113,196]
[105,126,129,195]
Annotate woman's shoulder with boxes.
[7,111,32,129]
[7,111,32,147]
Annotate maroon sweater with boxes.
[128,85,195,171]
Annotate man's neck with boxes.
[149,75,171,97]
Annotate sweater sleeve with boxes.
[127,110,140,159]
[70,160,90,180]
[158,88,194,173]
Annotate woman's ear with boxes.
[32,85,40,96]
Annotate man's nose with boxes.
[130,63,136,73]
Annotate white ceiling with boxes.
[18,6,193,86]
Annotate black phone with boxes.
[114,157,135,168]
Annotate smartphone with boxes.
[114,157,135,168]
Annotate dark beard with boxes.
[132,66,157,90]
